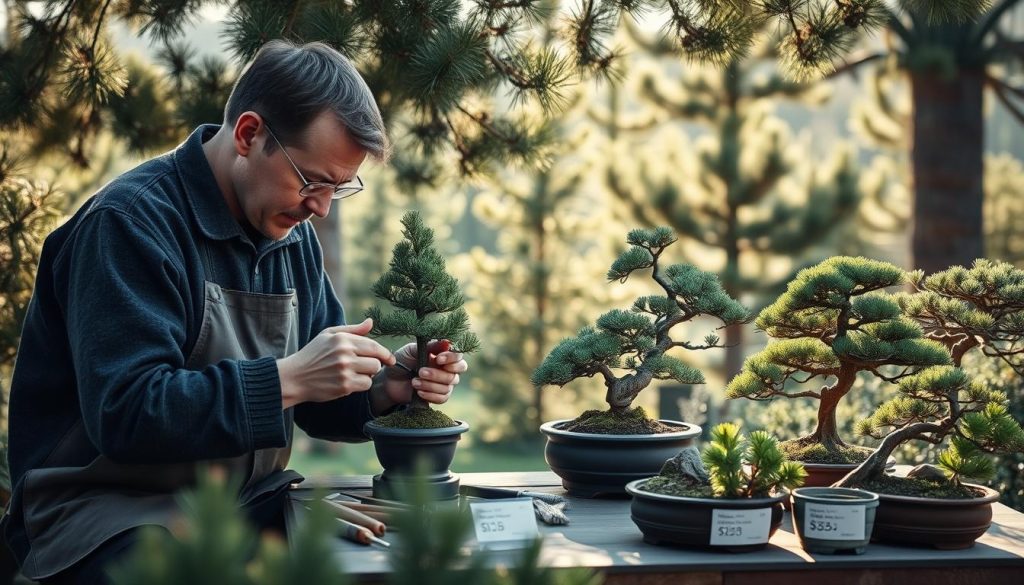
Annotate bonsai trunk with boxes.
[910,68,984,274]
[607,370,655,411]
[834,421,945,488]
[800,366,857,451]
[410,335,429,410]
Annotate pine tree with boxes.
[367,210,479,417]
[726,256,951,463]
[532,227,748,433]
[599,25,863,412]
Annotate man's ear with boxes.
[233,112,263,157]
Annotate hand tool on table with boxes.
[459,485,571,525]
[328,491,412,509]
[336,517,391,548]
[323,499,388,535]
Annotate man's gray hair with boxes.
[225,40,391,161]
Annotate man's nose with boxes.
[303,194,332,218]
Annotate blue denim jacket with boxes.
[5,125,374,561]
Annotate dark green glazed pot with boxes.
[790,487,879,554]
[363,419,469,500]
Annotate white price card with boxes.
[469,497,539,550]
[803,503,865,541]
[709,508,772,546]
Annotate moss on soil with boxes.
[640,476,714,498]
[373,408,458,429]
[854,475,982,500]
[780,438,873,464]
[560,406,678,434]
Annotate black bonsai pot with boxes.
[790,487,879,554]
[540,419,701,498]
[363,420,469,500]
[626,478,786,552]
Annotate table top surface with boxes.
[288,471,1024,577]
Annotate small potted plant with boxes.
[363,211,480,499]
[726,257,950,486]
[626,423,806,552]
[829,259,1024,549]
[532,227,748,497]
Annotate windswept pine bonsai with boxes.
[837,365,1024,496]
[367,211,479,429]
[531,227,749,434]
[830,259,1024,495]
[644,423,807,499]
[726,257,951,464]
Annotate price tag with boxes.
[469,498,538,550]
[709,508,772,546]
[803,503,865,541]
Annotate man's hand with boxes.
[277,318,396,409]
[370,339,469,415]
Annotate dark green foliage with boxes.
[533,227,747,416]
[644,423,806,499]
[368,211,478,412]
[728,256,951,459]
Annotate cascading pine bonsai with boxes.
[644,423,807,498]
[531,227,749,433]
[726,257,951,464]
[367,211,479,428]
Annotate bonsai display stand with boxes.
[288,471,1024,584]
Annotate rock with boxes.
[659,446,709,485]
[907,463,948,482]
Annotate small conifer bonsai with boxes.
[726,257,951,464]
[643,423,807,498]
[366,211,479,429]
[532,227,749,434]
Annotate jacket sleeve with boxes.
[292,243,379,442]
[59,208,287,464]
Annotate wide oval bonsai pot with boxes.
[540,419,701,498]
[790,487,879,554]
[870,483,999,549]
[363,419,469,500]
[626,478,785,552]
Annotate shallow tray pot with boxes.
[790,487,879,554]
[363,419,469,500]
[540,419,700,498]
[870,483,999,549]
[625,479,786,552]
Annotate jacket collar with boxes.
[173,124,302,249]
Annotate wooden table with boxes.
[288,471,1024,585]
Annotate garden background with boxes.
[1,1,1023,511]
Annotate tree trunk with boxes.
[835,421,945,487]
[910,68,985,273]
[804,365,857,450]
[608,370,655,410]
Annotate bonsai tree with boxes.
[726,257,951,464]
[644,423,807,498]
[531,227,749,434]
[367,210,479,428]
[837,365,1024,494]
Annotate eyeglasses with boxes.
[263,122,364,200]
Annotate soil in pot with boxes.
[364,417,469,500]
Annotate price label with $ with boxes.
[803,503,865,541]
[469,498,538,550]
[709,508,772,546]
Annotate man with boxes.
[3,40,467,583]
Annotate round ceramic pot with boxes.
[626,479,786,552]
[540,419,701,498]
[790,487,879,554]
[363,420,469,499]
[871,484,999,549]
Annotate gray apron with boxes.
[16,242,302,580]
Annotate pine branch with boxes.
[971,0,1024,46]
[824,51,886,80]
[986,73,1024,126]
